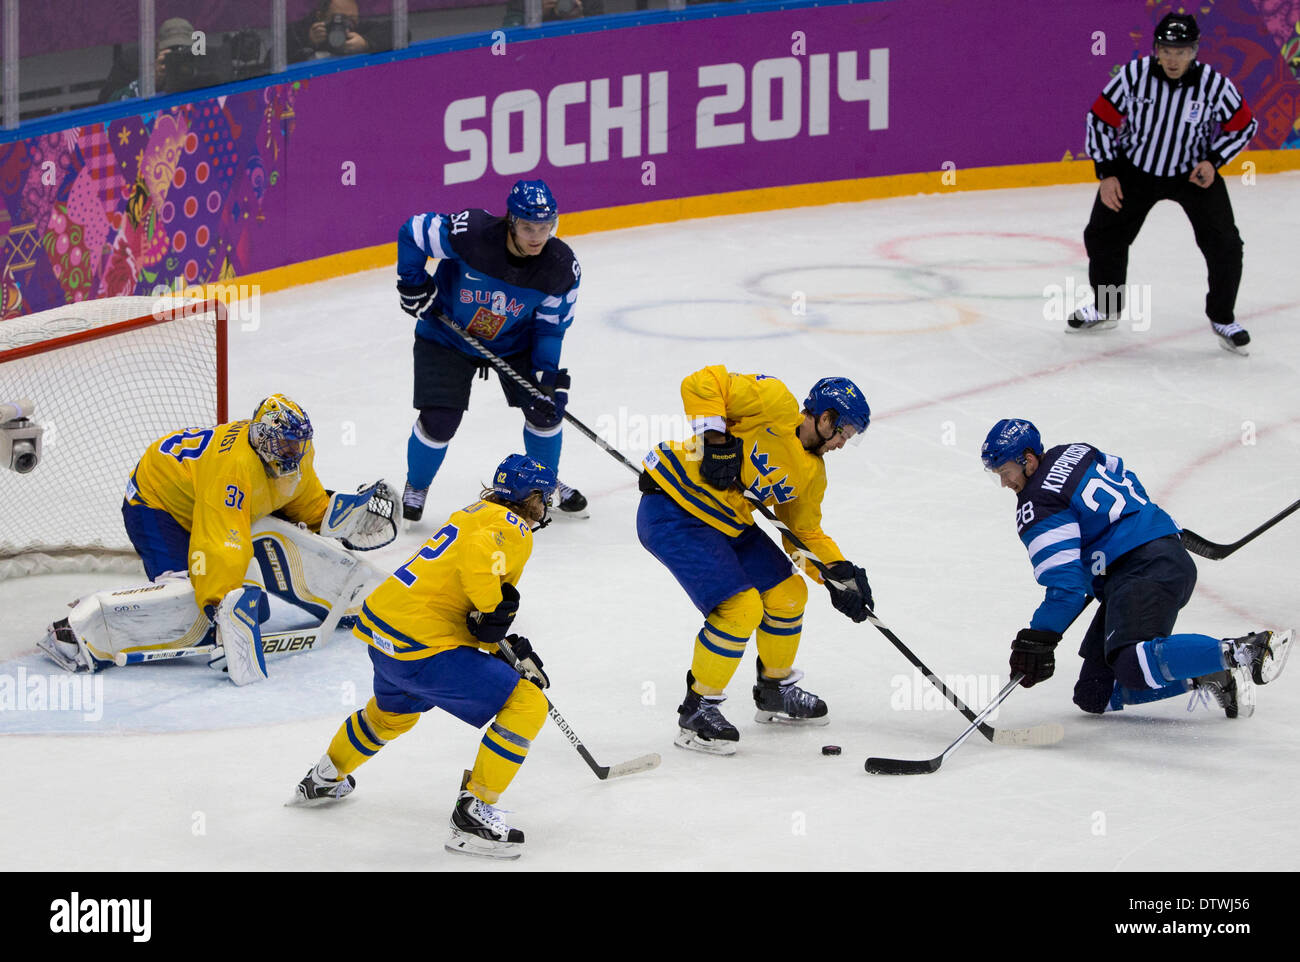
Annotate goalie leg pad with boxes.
[250,517,384,621]
[41,579,211,671]
[215,586,269,686]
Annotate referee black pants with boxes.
[1082,164,1243,325]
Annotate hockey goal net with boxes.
[0,296,227,579]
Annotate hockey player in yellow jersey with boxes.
[40,394,396,685]
[288,453,557,861]
[638,367,875,754]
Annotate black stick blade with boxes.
[865,756,942,775]
[1181,529,1228,560]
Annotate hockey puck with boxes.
[821,745,842,756]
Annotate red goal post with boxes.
[0,296,228,579]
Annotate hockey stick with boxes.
[865,673,1026,775]
[434,312,646,478]
[113,625,335,666]
[1181,497,1300,561]
[742,493,1063,748]
[496,636,662,781]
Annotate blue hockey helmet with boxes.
[492,453,559,505]
[1154,13,1199,47]
[507,180,558,223]
[249,394,313,477]
[981,419,1043,470]
[804,377,871,438]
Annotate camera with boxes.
[1,399,43,474]
[160,44,228,93]
[324,14,353,54]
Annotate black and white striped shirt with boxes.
[1085,57,1257,178]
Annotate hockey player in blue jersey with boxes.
[395,179,587,523]
[981,419,1292,719]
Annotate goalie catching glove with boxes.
[320,480,398,550]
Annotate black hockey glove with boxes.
[698,433,743,490]
[524,368,570,430]
[467,583,519,647]
[1010,628,1062,688]
[824,561,873,622]
[397,276,438,320]
[498,633,549,690]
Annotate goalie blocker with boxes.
[38,517,383,685]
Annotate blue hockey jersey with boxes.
[397,208,580,373]
[1014,443,1180,633]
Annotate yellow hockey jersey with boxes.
[643,366,846,570]
[353,499,534,661]
[127,420,330,611]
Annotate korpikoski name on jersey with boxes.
[397,208,580,366]
[1015,443,1180,633]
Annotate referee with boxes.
[1068,14,1258,354]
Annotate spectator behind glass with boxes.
[289,0,391,63]
[104,17,210,102]
[503,0,605,28]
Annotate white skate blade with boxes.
[284,785,351,808]
[674,728,737,755]
[1259,628,1293,684]
[753,709,830,727]
[552,507,590,521]
[1216,336,1249,356]
[1232,668,1257,718]
[445,829,523,861]
[1064,319,1117,334]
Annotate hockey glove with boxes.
[397,277,438,321]
[498,633,550,690]
[524,368,569,430]
[467,583,520,647]
[824,561,874,623]
[698,433,743,490]
[1010,628,1061,688]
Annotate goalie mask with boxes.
[249,394,313,477]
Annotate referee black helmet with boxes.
[1154,13,1199,46]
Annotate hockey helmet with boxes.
[492,453,559,505]
[1154,13,1199,47]
[249,394,313,477]
[981,419,1043,471]
[507,180,558,223]
[804,377,871,440]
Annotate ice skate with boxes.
[1065,305,1117,334]
[402,482,428,522]
[1224,629,1292,685]
[554,482,589,519]
[752,662,829,726]
[675,672,739,755]
[1190,668,1255,719]
[1211,321,1250,356]
[37,618,104,673]
[287,754,356,807]
[445,774,524,860]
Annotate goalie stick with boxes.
[1181,496,1300,561]
[496,636,661,781]
[741,493,1063,748]
[865,673,1026,775]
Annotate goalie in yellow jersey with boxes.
[287,453,556,862]
[38,394,396,685]
[638,367,875,754]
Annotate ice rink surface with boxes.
[2,174,1298,873]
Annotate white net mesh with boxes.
[0,297,226,579]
